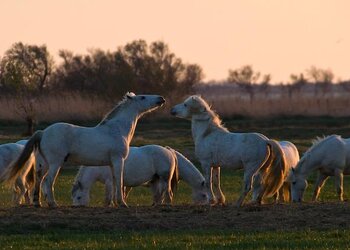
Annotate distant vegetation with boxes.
[0,41,350,133]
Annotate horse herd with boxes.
[0,92,349,208]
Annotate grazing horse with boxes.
[252,140,300,203]
[290,135,350,202]
[72,145,178,206]
[71,146,208,206]
[0,140,35,205]
[5,92,165,207]
[170,95,287,207]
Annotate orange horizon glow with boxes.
[0,0,349,83]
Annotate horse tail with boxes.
[5,130,43,187]
[166,146,179,193]
[25,156,36,191]
[262,140,287,198]
[281,182,291,203]
[259,141,273,173]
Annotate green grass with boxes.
[0,229,349,249]
[1,116,350,249]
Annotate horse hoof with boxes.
[33,202,42,208]
[48,203,58,208]
[117,201,129,208]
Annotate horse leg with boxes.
[104,180,114,207]
[33,166,45,207]
[279,182,291,203]
[151,179,163,206]
[124,186,132,200]
[24,187,32,205]
[212,167,226,205]
[12,186,19,205]
[16,178,27,205]
[164,176,173,205]
[251,172,263,203]
[236,168,256,207]
[334,169,344,201]
[42,164,61,207]
[312,172,329,201]
[201,162,216,205]
[111,157,127,207]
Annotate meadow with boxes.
[1,116,350,249]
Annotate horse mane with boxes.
[296,135,340,171]
[306,135,340,156]
[191,95,228,134]
[99,92,134,125]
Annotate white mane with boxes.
[99,92,135,125]
[297,135,340,168]
[191,95,228,132]
[307,135,340,155]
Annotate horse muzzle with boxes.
[156,97,166,106]
[170,108,177,116]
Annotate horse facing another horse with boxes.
[170,95,288,207]
[4,92,165,208]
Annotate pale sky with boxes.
[0,0,349,83]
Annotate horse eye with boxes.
[77,196,81,200]
[292,181,296,185]
[184,103,187,107]
[140,96,145,100]
[202,194,206,198]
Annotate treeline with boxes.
[0,40,203,100]
[1,40,350,133]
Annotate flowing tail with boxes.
[166,146,179,194]
[5,130,43,187]
[261,140,287,199]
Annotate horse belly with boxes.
[67,151,111,166]
[123,155,154,187]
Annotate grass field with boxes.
[1,116,350,249]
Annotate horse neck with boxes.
[177,158,204,189]
[100,109,140,145]
[191,117,212,143]
[78,168,99,192]
[191,116,223,144]
[298,153,320,178]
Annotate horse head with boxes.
[170,95,210,119]
[125,92,165,114]
[290,167,308,202]
[71,181,89,206]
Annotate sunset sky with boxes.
[0,0,349,83]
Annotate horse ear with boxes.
[126,92,135,99]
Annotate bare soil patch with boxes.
[0,202,349,233]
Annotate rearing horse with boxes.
[6,92,165,207]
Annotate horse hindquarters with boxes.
[237,142,273,207]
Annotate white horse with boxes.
[72,146,209,206]
[252,141,300,203]
[290,135,350,202]
[72,145,178,206]
[0,140,35,205]
[5,92,165,207]
[170,95,287,207]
